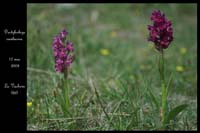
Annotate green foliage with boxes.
[165,104,188,125]
[27,4,197,130]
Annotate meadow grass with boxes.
[27,4,197,130]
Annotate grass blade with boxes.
[148,88,159,111]
[166,72,174,96]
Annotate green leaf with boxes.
[165,104,188,124]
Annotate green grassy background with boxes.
[27,4,197,130]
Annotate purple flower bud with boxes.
[60,29,68,41]
[66,41,74,52]
[65,55,74,67]
[54,51,59,57]
[65,60,72,66]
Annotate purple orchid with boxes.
[52,29,74,73]
[148,10,173,51]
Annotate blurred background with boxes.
[27,4,197,130]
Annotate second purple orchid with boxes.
[52,29,74,73]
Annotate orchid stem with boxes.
[62,69,70,117]
[159,50,167,128]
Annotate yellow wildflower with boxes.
[100,49,110,56]
[180,47,187,55]
[176,66,184,72]
[110,31,117,38]
[27,102,32,107]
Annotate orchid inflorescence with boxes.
[148,10,173,51]
[52,29,74,73]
